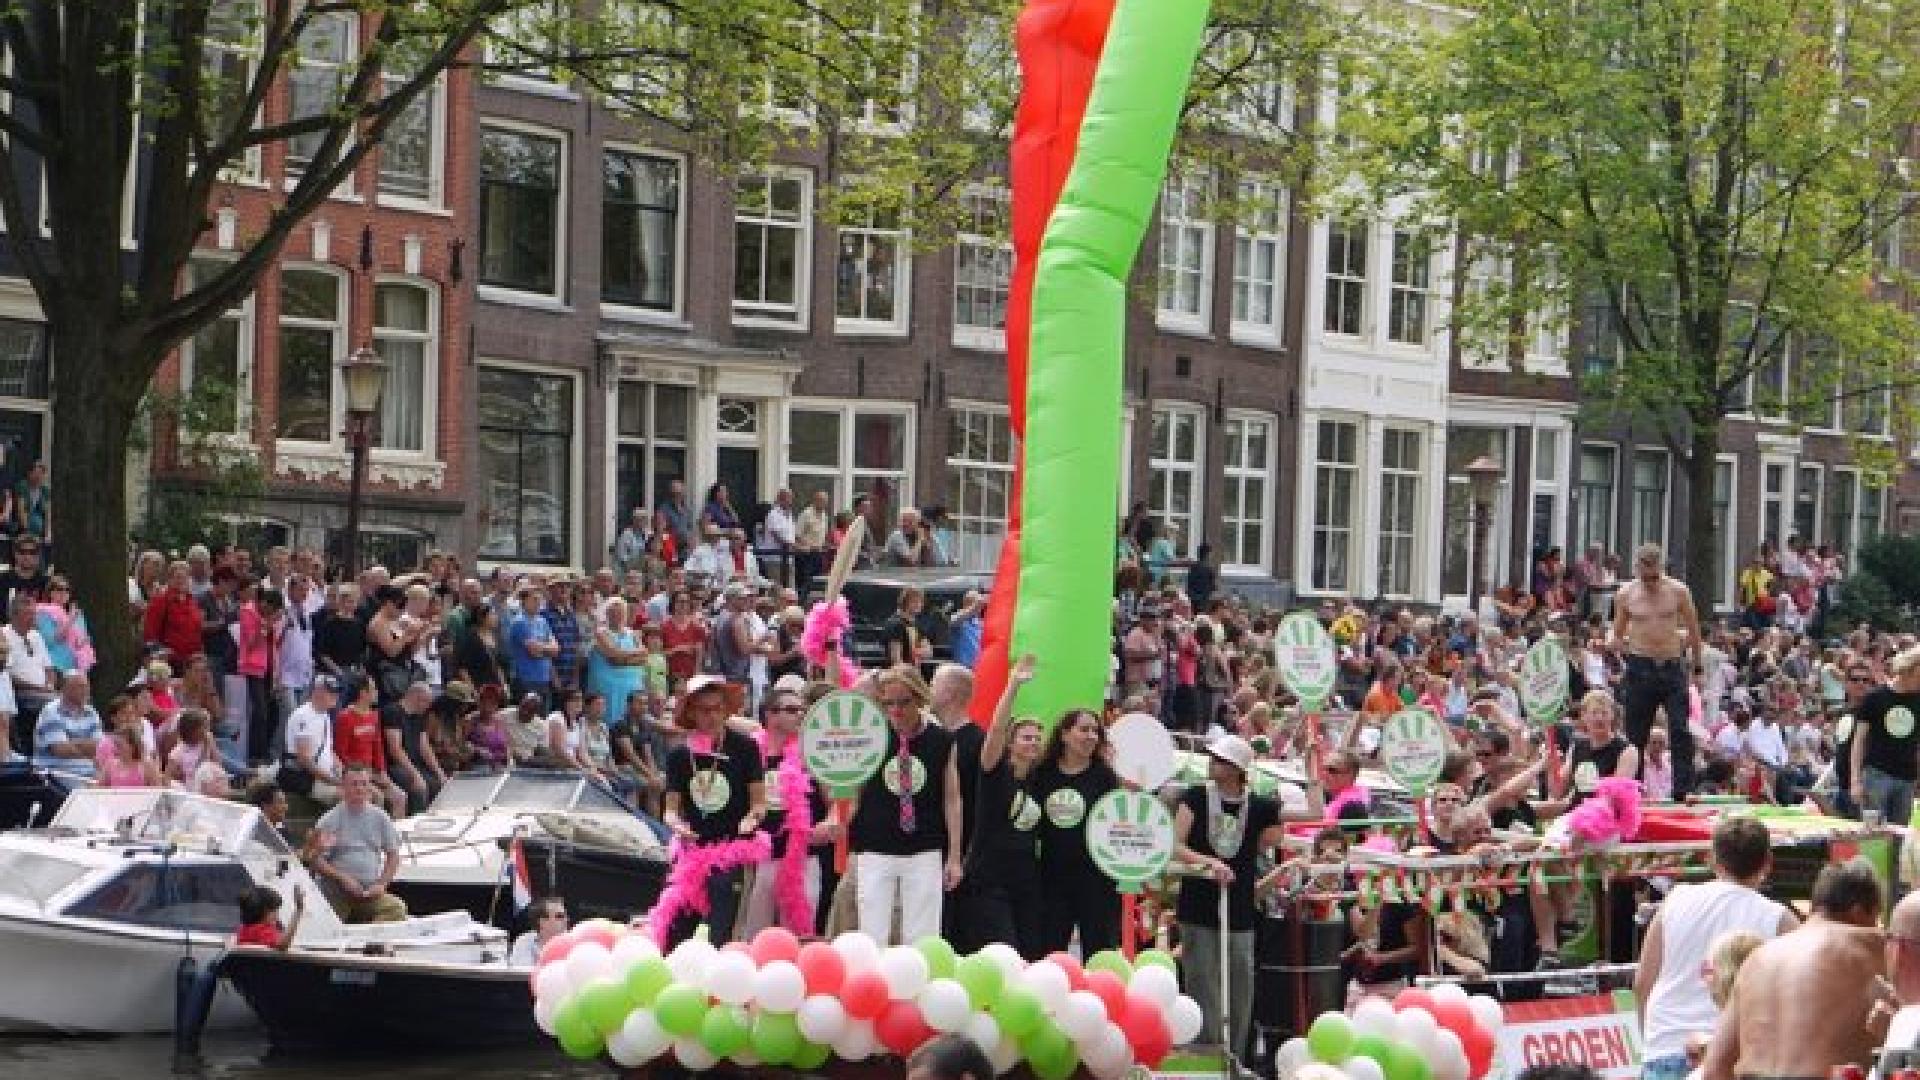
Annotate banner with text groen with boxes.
[1495,991,1642,1080]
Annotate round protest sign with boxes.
[1274,611,1337,709]
[1519,637,1571,725]
[800,691,890,798]
[1086,789,1174,894]
[1379,709,1451,794]
[1109,712,1178,791]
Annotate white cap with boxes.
[1206,733,1256,775]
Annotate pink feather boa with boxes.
[1565,777,1644,850]
[801,598,861,689]
[647,832,772,949]
[757,730,819,936]
[1324,784,1372,823]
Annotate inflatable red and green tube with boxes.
[972,0,1212,728]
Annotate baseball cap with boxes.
[1206,734,1256,775]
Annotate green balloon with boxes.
[752,1010,803,1065]
[625,956,672,1007]
[653,983,708,1038]
[554,997,595,1047]
[1309,1012,1357,1064]
[1034,1040,1081,1080]
[557,1023,603,1061]
[1134,949,1176,973]
[791,1039,832,1070]
[954,954,1005,1009]
[1385,1040,1433,1080]
[1085,949,1133,979]
[701,1005,752,1059]
[915,936,958,981]
[1024,1018,1070,1064]
[1353,1034,1396,1068]
[579,978,633,1037]
[993,986,1044,1041]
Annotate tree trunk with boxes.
[1681,422,1722,607]
[49,315,149,704]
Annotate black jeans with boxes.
[965,858,1048,961]
[668,864,744,949]
[246,675,279,765]
[1039,871,1122,956]
[1621,655,1696,798]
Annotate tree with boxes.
[1346,0,1920,600]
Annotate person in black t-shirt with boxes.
[966,655,1047,959]
[1849,648,1920,826]
[848,665,962,946]
[930,663,985,951]
[379,682,442,815]
[661,676,767,947]
[0,532,48,612]
[1034,705,1122,955]
[1173,733,1286,1058]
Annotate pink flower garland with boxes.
[758,730,819,936]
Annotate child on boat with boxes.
[234,885,304,951]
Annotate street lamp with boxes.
[339,345,387,578]
[1465,454,1504,616]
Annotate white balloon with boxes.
[833,1019,878,1062]
[566,941,614,987]
[755,960,807,1013]
[920,978,974,1033]
[834,931,883,974]
[1110,711,1180,790]
[1468,994,1505,1035]
[1435,1029,1466,1062]
[1022,960,1073,1015]
[606,1028,643,1068]
[673,1037,718,1071]
[964,1012,1003,1056]
[610,933,661,973]
[990,1033,1024,1076]
[1128,963,1181,1010]
[1346,1056,1387,1080]
[1094,1022,1132,1070]
[1352,996,1398,1038]
[704,949,758,1005]
[880,946,932,1000]
[978,941,1027,981]
[532,963,572,1004]
[621,1008,670,1061]
[1429,981,1470,1006]
[1276,1036,1313,1079]
[797,994,850,1044]
[1434,1045,1470,1080]
[1058,989,1108,1043]
[1396,1006,1440,1047]
[667,938,716,984]
[533,993,560,1035]
[1167,995,1205,1045]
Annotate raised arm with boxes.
[981,654,1036,772]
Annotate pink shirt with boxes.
[236,604,274,678]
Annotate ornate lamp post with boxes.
[338,345,387,578]
[1466,454,1505,616]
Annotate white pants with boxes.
[855,850,942,946]
[736,854,823,940]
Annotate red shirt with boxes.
[142,587,204,662]
[333,707,386,772]
[235,921,282,947]
[660,619,707,682]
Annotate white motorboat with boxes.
[390,770,669,928]
[0,786,507,1035]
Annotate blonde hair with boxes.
[872,664,931,708]
[1891,646,1920,679]
[1579,688,1620,722]
[1706,931,1764,1008]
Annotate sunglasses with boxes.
[769,704,803,714]
[878,697,918,710]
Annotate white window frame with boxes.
[376,72,448,212]
[1323,219,1368,338]
[613,379,694,522]
[1156,171,1214,334]
[1220,410,1277,575]
[1309,416,1360,595]
[1148,403,1206,560]
[599,143,688,324]
[952,185,1012,351]
[1759,455,1792,549]
[782,399,916,512]
[1459,246,1511,371]
[1628,445,1671,551]
[474,357,585,572]
[1377,426,1423,599]
[370,275,439,461]
[484,0,575,98]
[834,201,911,336]
[944,402,1014,573]
[1524,257,1570,374]
[179,255,256,441]
[1229,177,1287,347]
[1713,454,1739,612]
[1529,425,1567,566]
[849,10,916,134]
[282,6,359,195]
[477,120,569,307]
[273,262,348,451]
[199,0,263,185]
[1385,228,1434,347]
[732,168,814,330]
[1574,442,1619,558]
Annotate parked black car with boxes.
[809,568,993,670]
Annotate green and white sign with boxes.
[1086,789,1174,894]
[1520,638,1571,725]
[801,691,890,798]
[1379,709,1451,794]
[1274,611,1337,709]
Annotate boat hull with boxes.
[221,948,548,1054]
[0,915,254,1034]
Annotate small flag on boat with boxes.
[509,835,534,913]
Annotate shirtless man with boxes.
[1612,543,1706,799]
[1704,860,1887,1080]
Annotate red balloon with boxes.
[1122,992,1168,1051]
[1394,987,1437,1015]
[1084,970,1127,1020]
[1431,999,1477,1041]
[877,999,934,1057]
[796,941,848,997]
[750,927,802,967]
[575,924,618,951]
[1463,1023,1496,1079]
[843,971,891,1021]
[536,933,577,968]
[1046,951,1088,992]
[1136,1024,1174,1068]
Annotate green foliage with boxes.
[131,378,266,557]
[1829,558,1911,634]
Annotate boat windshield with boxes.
[63,861,253,935]
[51,788,291,871]
[0,848,91,910]
[429,771,631,814]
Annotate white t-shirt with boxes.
[1872,1005,1920,1080]
[1642,879,1789,1061]
[510,931,544,967]
[2,626,53,695]
[1745,721,1787,770]
[285,703,338,777]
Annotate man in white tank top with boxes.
[1637,816,1798,1080]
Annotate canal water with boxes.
[0,1033,604,1079]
